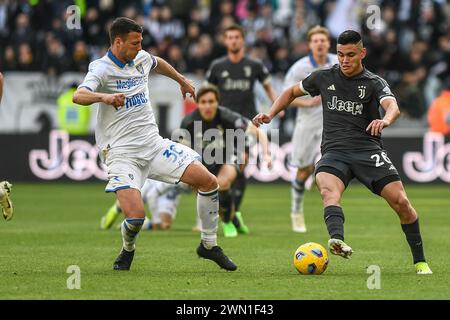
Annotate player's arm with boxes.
[262,81,287,118]
[0,72,4,104]
[366,98,400,136]
[154,56,195,100]
[246,122,272,168]
[284,69,320,109]
[289,96,321,108]
[73,87,125,108]
[252,83,307,127]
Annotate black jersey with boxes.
[179,106,250,172]
[301,64,396,154]
[206,56,271,120]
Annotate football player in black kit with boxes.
[206,24,277,237]
[179,84,271,237]
[253,30,432,275]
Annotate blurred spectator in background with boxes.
[10,13,35,50]
[42,35,70,76]
[17,43,37,71]
[1,46,17,71]
[167,44,187,73]
[393,39,428,119]
[428,78,450,136]
[0,0,448,129]
[70,40,91,72]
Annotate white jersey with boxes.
[79,50,158,154]
[284,53,338,121]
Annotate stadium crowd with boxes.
[0,0,449,120]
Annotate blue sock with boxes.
[121,218,144,252]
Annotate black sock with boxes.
[232,215,241,229]
[233,173,247,211]
[324,206,345,241]
[219,190,234,223]
[401,219,426,264]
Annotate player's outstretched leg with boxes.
[182,161,237,271]
[316,172,353,258]
[219,165,246,235]
[325,206,353,259]
[114,217,144,270]
[233,211,249,234]
[113,189,146,271]
[291,177,307,233]
[233,172,247,213]
[381,181,432,274]
[291,166,315,233]
[0,181,13,221]
[100,200,122,230]
[219,189,237,237]
[197,188,237,271]
[231,172,248,233]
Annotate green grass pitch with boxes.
[0,182,448,299]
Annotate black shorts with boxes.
[315,149,401,195]
[207,154,242,176]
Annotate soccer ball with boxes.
[293,242,329,275]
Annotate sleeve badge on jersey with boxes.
[135,64,145,75]
[382,86,392,95]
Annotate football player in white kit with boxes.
[285,26,338,233]
[100,179,189,231]
[73,17,236,271]
[141,180,188,230]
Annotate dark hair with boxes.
[337,30,362,45]
[196,84,220,103]
[109,17,143,44]
[223,24,245,38]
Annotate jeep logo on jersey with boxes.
[135,64,144,75]
[358,85,366,98]
[327,96,363,115]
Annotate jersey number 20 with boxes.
[370,152,392,167]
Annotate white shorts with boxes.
[150,187,183,223]
[291,116,322,169]
[104,137,200,193]
[140,179,186,223]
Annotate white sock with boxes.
[291,179,305,214]
[121,218,144,252]
[197,187,219,249]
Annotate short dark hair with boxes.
[109,17,143,44]
[337,30,362,45]
[196,84,220,103]
[223,24,245,38]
